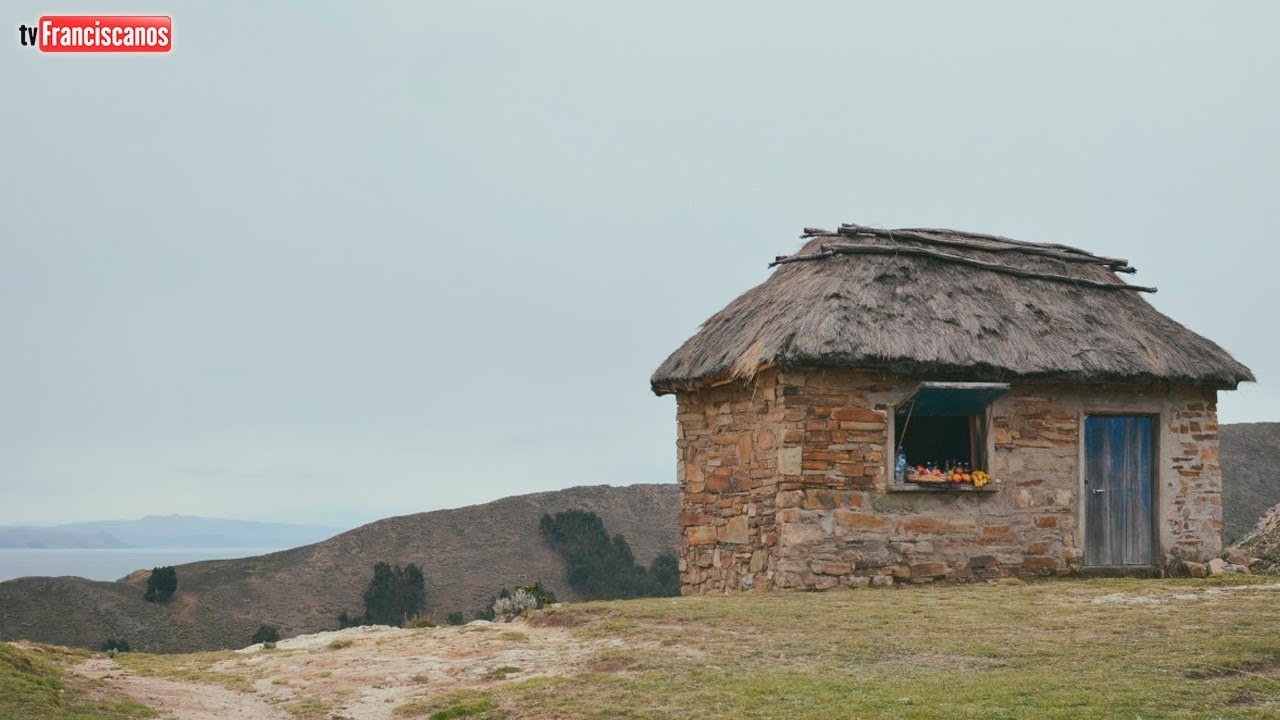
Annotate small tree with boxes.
[445,611,466,626]
[361,562,426,626]
[251,625,280,645]
[144,566,177,602]
[539,510,679,600]
[645,552,681,597]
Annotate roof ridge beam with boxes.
[839,224,1133,272]
[769,242,1157,293]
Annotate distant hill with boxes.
[0,515,343,550]
[0,484,679,653]
[1221,422,1280,545]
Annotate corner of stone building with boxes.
[674,369,791,593]
[1163,388,1224,565]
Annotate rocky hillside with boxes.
[1221,422,1280,544]
[1236,501,1280,575]
[0,484,678,654]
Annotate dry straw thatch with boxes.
[651,223,1253,395]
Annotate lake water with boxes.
[0,547,285,583]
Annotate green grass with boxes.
[486,666,522,680]
[14,577,1278,719]
[393,694,496,718]
[0,643,156,720]
[280,696,333,718]
[113,649,251,692]
[429,699,496,719]
[500,577,1280,719]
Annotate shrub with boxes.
[515,582,557,607]
[100,638,131,653]
[411,616,436,629]
[337,611,365,629]
[481,582,556,622]
[251,625,280,645]
[445,611,466,626]
[144,566,177,603]
[327,638,353,650]
[492,588,539,621]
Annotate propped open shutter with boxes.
[895,382,1010,417]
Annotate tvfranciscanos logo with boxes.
[18,16,171,52]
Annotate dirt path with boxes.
[68,620,623,720]
[75,657,291,720]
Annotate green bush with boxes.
[473,603,496,622]
[539,510,679,599]
[479,582,556,622]
[100,638,131,653]
[251,625,280,645]
[445,611,466,626]
[641,551,682,597]
[143,566,177,603]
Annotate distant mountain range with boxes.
[0,515,343,550]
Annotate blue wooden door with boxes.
[1084,415,1154,566]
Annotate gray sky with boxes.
[2,2,1276,528]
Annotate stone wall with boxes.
[673,367,1223,593]
[675,369,797,593]
[1164,394,1223,562]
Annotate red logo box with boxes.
[38,16,171,52]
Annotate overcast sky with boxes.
[2,2,1276,528]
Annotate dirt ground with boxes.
[76,656,290,720]
[67,620,623,720]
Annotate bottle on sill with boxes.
[895,448,907,484]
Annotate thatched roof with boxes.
[651,223,1253,395]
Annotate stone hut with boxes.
[651,223,1253,591]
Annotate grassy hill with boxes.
[1222,422,1280,545]
[5,578,1280,719]
[0,484,678,653]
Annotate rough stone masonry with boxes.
[675,368,1221,593]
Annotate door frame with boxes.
[1077,411,1160,568]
